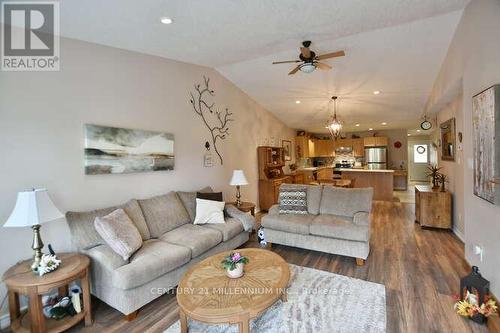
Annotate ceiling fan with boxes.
[272,40,345,75]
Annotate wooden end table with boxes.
[2,253,92,333]
[226,201,256,216]
[177,248,290,333]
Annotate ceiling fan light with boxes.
[299,63,316,73]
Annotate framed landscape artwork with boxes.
[84,124,175,175]
[282,140,292,161]
[472,85,500,205]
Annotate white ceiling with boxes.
[52,0,468,133]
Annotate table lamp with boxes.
[3,189,64,271]
[229,170,248,207]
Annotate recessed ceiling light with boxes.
[373,90,380,95]
[417,129,421,132]
[408,134,411,136]
[381,122,387,125]
[160,17,173,25]
[295,100,301,104]
[369,128,373,131]
[355,124,360,127]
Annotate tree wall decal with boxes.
[189,76,233,165]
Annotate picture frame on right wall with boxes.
[472,84,500,205]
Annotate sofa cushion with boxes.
[279,186,308,214]
[159,224,222,258]
[138,192,190,238]
[319,186,373,217]
[177,186,213,222]
[280,184,322,215]
[196,191,223,202]
[94,208,143,261]
[261,214,315,235]
[67,199,150,250]
[310,215,369,242]
[202,217,244,241]
[193,198,225,225]
[112,239,191,290]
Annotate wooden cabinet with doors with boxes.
[258,146,292,211]
[295,136,316,158]
[317,167,334,180]
[364,136,388,147]
[314,139,334,157]
[352,138,364,157]
[415,185,451,229]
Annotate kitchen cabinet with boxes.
[352,138,364,157]
[295,136,315,158]
[317,167,334,180]
[364,136,388,147]
[314,139,334,157]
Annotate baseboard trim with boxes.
[0,306,27,330]
[452,227,465,242]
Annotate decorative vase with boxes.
[432,176,439,189]
[440,181,446,192]
[226,263,244,279]
[471,313,487,325]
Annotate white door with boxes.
[408,140,430,181]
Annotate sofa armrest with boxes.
[225,205,256,232]
[353,212,371,226]
[84,245,128,285]
[267,204,280,216]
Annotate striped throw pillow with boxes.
[279,186,308,214]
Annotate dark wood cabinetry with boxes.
[258,146,291,211]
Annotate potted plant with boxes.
[426,164,442,189]
[438,173,448,192]
[221,252,249,279]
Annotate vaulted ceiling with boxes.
[55,0,469,133]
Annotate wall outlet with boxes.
[473,245,484,262]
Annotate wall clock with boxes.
[421,119,432,130]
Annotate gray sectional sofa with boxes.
[66,187,253,317]
[261,184,373,264]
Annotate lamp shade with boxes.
[229,170,248,186]
[3,189,64,228]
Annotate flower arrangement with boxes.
[221,252,249,271]
[37,254,61,276]
[454,291,498,324]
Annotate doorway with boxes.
[408,137,430,181]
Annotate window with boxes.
[414,144,428,163]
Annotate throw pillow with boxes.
[193,198,225,225]
[196,191,223,202]
[279,186,308,214]
[94,209,143,261]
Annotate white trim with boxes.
[453,227,465,242]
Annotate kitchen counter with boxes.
[336,168,394,173]
[341,169,394,201]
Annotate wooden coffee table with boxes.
[177,248,290,333]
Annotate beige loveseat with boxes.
[66,188,253,317]
[261,184,373,265]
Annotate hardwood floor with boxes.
[64,201,488,333]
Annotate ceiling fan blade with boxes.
[272,60,301,64]
[316,50,345,60]
[316,62,332,70]
[288,65,301,75]
[300,47,311,58]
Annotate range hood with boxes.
[335,146,353,154]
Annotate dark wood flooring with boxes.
[64,201,489,333]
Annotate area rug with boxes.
[165,264,386,333]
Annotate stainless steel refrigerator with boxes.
[364,147,387,169]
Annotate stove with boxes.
[335,160,353,168]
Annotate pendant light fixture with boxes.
[326,96,343,139]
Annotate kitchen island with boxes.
[339,168,394,201]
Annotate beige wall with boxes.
[429,95,465,237]
[425,0,500,296]
[0,37,294,319]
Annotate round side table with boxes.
[2,253,92,333]
[226,201,256,216]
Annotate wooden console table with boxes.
[415,185,452,229]
[3,253,92,333]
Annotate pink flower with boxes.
[231,253,241,262]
